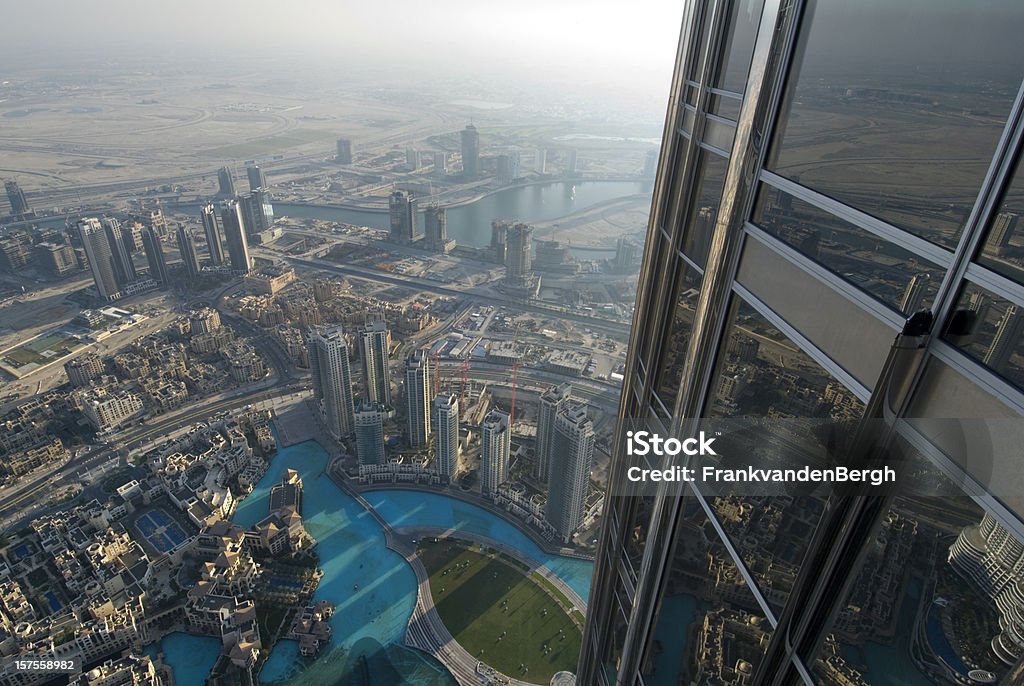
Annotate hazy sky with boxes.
[0,1,684,95]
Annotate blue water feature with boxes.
[364,489,594,601]
[225,438,595,684]
[150,633,221,685]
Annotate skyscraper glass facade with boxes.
[579,1,1024,684]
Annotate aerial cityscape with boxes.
[1,1,1024,686]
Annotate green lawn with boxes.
[418,540,581,683]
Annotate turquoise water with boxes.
[227,438,594,685]
[365,489,594,601]
[146,632,221,684]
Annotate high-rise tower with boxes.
[355,401,387,466]
[217,166,236,198]
[460,124,480,180]
[405,349,432,449]
[479,409,509,497]
[141,225,168,286]
[535,383,572,482]
[220,200,252,273]
[336,138,353,165]
[103,218,137,287]
[388,190,419,243]
[504,223,533,286]
[200,204,225,266]
[546,404,595,544]
[177,224,202,280]
[433,393,460,481]
[246,164,267,193]
[307,325,355,439]
[77,218,121,301]
[359,319,392,406]
[4,180,31,218]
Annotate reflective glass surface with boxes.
[652,261,702,412]
[769,0,1024,248]
[641,495,773,685]
[705,297,865,613]
[714,0,765,94]
[978,157,1024,284]
[753,184,943,315]
[682,151,728,268]
[806,448,1024,685]
[944,281,1024,391]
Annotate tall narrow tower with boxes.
[103,218,137,287]
[141,225,168,285]
[480,409,510,496]
[461,124,480,180]
[307,325,356,438]
[359,319,392,406]
[177,224,202,280]
[217,166,236,198]
[546,404,595,544]
[200,203,225,266]
[78,218,121,301]
[355,401,387,466]
[536,383,572,482]
[433,393,460,481]
[405,349,432,448]
[220,200,252,273]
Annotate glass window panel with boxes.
[768,0,1024,248]
[705,297,866,614]
[652,261,703,410]
[662,134,691,236]
[805,444,1022,684]
[714,0,766,94]
[943,281,1024,391]
[687,5,714,82]
[681,106,697,134]
[753,184,943,315]
[703,115,736,153]
[640,495,773,685]
[682,151,729,268]
[685,83,699,107]
[978,157,1024,283]
[710,92,743,121]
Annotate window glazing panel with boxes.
[641,495,773,685]
[703,115,736,153]
[682,151,729,268]
[705,297,866,613]
[978,157,1024,284]
[714,0,765,94]
[805,451,1021,684]
[753,184,943,315]
[943,281,1024,391]
[652,261,702,411]
[768,0,1024,249]
[710,92,743,121]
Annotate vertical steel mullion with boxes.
[575,1,703,683]
[609,0,737,683]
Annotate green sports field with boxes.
[418,539,581,683]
